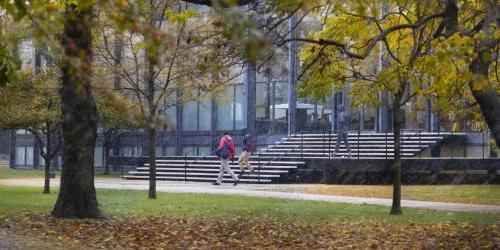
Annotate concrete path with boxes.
[2,178,500,214]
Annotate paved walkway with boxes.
[2,178,500,214]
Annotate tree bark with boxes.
[9,130,16,168]
[52,4,100,218]
[103,130,111,175]
[43,157,51,193]
[469,60,500,148]
[146,0,157,200]
[443,0,500,147]
[390,92,403,215]
[104,145,111,175]
[467,5,500,148]
[43,128,51,194]
[148,125,156,199]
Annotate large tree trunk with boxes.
[467,5,500,148]
[444,0,500,147]
[52,4,100,218]
[390,92,403,215]
[469,76,500,148]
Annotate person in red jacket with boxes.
[213,131,239,185]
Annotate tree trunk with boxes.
[390,93,403,215]
[52,4,100,218]
[468,42,500,148]
[103,131,111,175]
[146,0,157,200]
[43,130,51,194]
[148,125,156,199]
[9,130,16,168]
[44,157,51,194]
[104,146,110,175]
[470,84,500,148]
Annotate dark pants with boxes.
[334,131,351,156]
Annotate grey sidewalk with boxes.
[1,178,499,214]
[93,179,500,214]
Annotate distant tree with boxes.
[293,0,499,214]
[0,68,61,194]
[93,78,140,175]
[96,0,241,199]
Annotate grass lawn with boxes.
[0,185,498,249]
[0,185,499,225]
[0,166,45,179]
[0,166,122,179]
[269,184,500,206]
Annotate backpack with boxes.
[247,137,256,152]
[220,143,230,159]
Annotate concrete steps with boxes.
[262,132,446,159]
[125,132,450,183]
[125,155,305,183]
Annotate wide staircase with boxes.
[124,132,458,183]
[123,155,306,184]
[260,132,452,159]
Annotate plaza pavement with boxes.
[1,178,500,214]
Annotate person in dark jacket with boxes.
[238,129,256,176]
[333,105,352,158]
[213,131,239,185]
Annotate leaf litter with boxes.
[0,214,498,249]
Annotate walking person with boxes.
[213,131,239,186]
[238,129,256,177]
[333,105,352,158]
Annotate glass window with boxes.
[235,84,247,130]
[199,96,212,131]
[217,88,234,130]
[25,146,34,166]
[166,146,176,156]
[182,146,196,156]
[182,101,198,131]
[124,146,133,157]
[274,81,288,105]
[364,106,376,130]
[198,147,211,156]
[155,146,163,157]
[256,82,269,120]
[136,146,143,156]
[162,94,177,132]
[15,147,25,165]
[94,147,103,167]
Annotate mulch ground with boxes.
[0,214,499,249]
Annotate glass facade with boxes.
[182,95,212,131]
[161,94,177,132]
[199,97,212,131]
[234,85,247,130]
[215,84,247,131]
[15,146,33,166]
[216,88,234,130]
[94,146,103,167]
[182,101,198,131]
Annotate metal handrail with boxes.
[185,124,278,166]
[254,129,309,169]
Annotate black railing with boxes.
[120,129,497,181]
